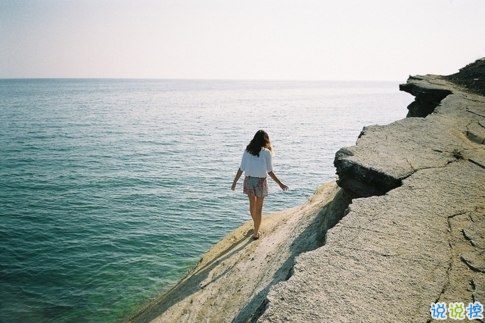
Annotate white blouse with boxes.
[240,148,273,178]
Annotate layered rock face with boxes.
[400,76,452,117]
[260,62,485,322]
[334,71,484,198]
[446,58,485,96]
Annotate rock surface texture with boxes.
[262,67,485,322]
[128,60,485,323]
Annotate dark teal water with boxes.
[0,79,410,322]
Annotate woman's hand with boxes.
[279,183,289,191]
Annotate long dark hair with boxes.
[246,130,273,156]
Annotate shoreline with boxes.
[127,180,351,322]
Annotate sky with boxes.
[1,0,484,81]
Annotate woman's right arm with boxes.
[231,168,243,191]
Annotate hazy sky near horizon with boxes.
[1,0,484,80]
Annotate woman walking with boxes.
[231,130,288,240]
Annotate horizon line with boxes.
[0,76,406,83]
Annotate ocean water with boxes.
[0,79,411,322]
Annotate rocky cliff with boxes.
[129,59,485,323]
[261,60,485,322]
[446,58,485,96]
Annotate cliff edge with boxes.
[128,59,485,322]
[262,60,485,322]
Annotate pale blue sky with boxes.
[1,0,484,80]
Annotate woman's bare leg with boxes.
[253,197,264,237]
[248,194,264,238]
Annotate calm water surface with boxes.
[0,79,411,322]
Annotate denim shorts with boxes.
[243,176,268,198]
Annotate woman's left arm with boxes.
[268,171,288,191]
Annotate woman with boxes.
[231,130,288,240]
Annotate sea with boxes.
[0,79,411,322]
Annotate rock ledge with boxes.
[261,62,485,322]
